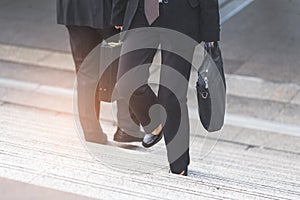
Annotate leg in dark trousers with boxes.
[116,1,161,134]
[117,47,160,133]
[67,25,142,142]
[67,25,104,119]
[67,25,124,143]
[159,50,193,174]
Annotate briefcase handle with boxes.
[102,40,123,47]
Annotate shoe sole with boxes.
[113,137,143,143]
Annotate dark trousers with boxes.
[67,26,116,73]
[67,25,144,138]
[67,25,115,138]
[67,26,116,120]
[117,1,195,173]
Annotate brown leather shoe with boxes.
[113,127,143,143]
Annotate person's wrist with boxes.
[115,26,123,30]
[205,42,215,47]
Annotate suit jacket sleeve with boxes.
[199,0,221,42]
[111,0,128,26]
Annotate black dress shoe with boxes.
[170,166,188,176]
[142,131,163,148]
[85,133,108,144]
[113,127,143,143]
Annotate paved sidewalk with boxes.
[0,103,299,199]
[0,177,94,200]
[221,0,300,84]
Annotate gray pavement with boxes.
[0,0,69,52]
[1,0,300,199]
[1,103,300,199]
[0,177,94,200]
[221,0,300,84]
[1,0,299,83]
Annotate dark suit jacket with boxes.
[111,0,220,42]
[57,0,114,29]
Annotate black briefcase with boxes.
[196,42,226,132]
[98,41,122,102]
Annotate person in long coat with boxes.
[57,0,144,144]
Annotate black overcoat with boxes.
[57,0,114,29]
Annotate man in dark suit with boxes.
[57,0,144,144]
[112,0,220,175]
